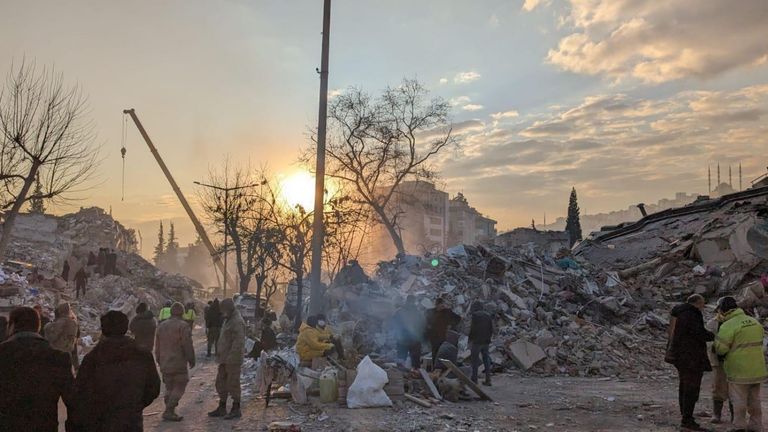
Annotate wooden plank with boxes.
[439,359,493,401]
[418,368,442,401]
[404,393,432,408]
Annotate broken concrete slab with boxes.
[508,340,547,371]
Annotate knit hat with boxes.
[717,296,738,313]
[101,310,129,337]
[170,302,185,316]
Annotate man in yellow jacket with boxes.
[295,315,334,364]
[715,296,767,432]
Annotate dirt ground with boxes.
[60,329,768,432]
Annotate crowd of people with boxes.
[0,296,247,431]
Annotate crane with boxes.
[122,108,235,291]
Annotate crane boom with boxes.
[122,108,234,291]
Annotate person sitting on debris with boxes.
[130,302,158,353]
[706,300,733,425]
[667,294,713,431]
[296,315,335,365]
[70,310,160,431]
[208,298,246,420]
[206,299,223,357]
[44,303,79,359]
[183,302,197,329]
[158,300,173,322]
[469,301,493,386]
[426,297,461,370]
[155,302,195,422]
[316,313,344,360]
[74,266,89,299]
[33,304,51,335]
[434,329,461,374]
[715,296,767,432]
[248,315,278,359]
[0,306,76,432]
[394,295,426,370]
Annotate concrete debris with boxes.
[508,340,547,371]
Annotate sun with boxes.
[279,171,316,210]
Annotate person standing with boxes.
[705,305,732,424]
[70,311,160,431]
[44,303,78,357]
[469,301,493,386]
[715,296,767,432]
[155,302,195,422]
[130,302,158,353]
[205,299,223,357]
[74,267,89,299]
[183,302,196,329]
[33,304,50,335]
[667,294,713,431]
[208,298,245,420]
[425,297,461,369]
[0,307,75,432]
[158,300,172,322]
[61,259,71,285]
[393,295,425,370]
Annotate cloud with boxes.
[522,0,543,12]
[328,88,343,99]
[439,77,448,85]
[546,0,768,83]
[463,104,484,111]
[488,14,500,28]
[449,96,471,106]
[454,71,481,84]
[491,110,520,120]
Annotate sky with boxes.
[1,0,767,255]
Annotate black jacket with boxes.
[205,302,223,329]
[0,332,75,432]
[469,311,493,345]
[129,311,157,353]
[71,335,160,432]
[426,308,461,344]
[669,303,714,372]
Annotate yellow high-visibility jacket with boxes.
[715,308,768,384]
[295,323,333,362]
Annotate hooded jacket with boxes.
[45,315,79,354]
[215,309,246,365]
[296,323,334,362]
[668,302,713,371]
[0,332,75,432]
[71,335,160,432]
[129,310,157,353]
[715,308,768,384]
[469,310,493,345]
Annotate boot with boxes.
[162,408,183,422]
[483,372,492,386]
[729,401,734,423]
[223,402,241,420]
[207,400,227,417]
[712,400,724,424]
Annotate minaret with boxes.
[717,163,721,186]
[739,163,743,191]
[708,165,712,193]
[729,165,733,188]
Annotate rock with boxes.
[507,340,547,371]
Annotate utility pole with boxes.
[194,181,261,298]
[309,0,331,316]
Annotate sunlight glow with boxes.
[279,171,316,210]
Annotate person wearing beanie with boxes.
[715,296,767,432]
[469,301,494,386]
[208,298,245,420]
[0,307,75,432]
[155,302,195,422]
[158,300,173,322]
[129,302,157,353]
[70,310,160,431]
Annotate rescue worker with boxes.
[205,299,223,357]
[469,301,493,386]
[715,296,767,432]
[183,302,196,329]
[74,266,89,299]
[44,303,79,356]
[155,302,195,422]
[0,307,75,432]
[393,295,425,369]
[296,315,334,365]
[71,310,160,431]
[668,294,713,431]
[158,300,173,322]
[705,301,732,424]
[426,297,461,369]
[129,302,157,353]
[208,298,245,420]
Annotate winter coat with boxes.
[715,308,768,384]
[668,303,713,372]
[182,309,196,326]
[0,332,75,432]
[205,303,223,329]
[705,318,722,367]
[426,308,461,344]
[295,323,333,362]
[155,317,195,375]
[158,307,171,322]
[394,304,426,343]
[215,310,246,366]
[71,335,160,432]
[45,316,79,353]
[469,310,494,345]
[129,310,157,353]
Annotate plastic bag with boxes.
[346,356,392,408]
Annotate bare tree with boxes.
[0,61,99,259]
[322,187,373,282]
[309,78,454,256]
[272,201,313,330]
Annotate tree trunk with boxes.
[374,205,406,256]
[255,274,266,301]
[239,274,251,294]
[0,162,40,261]
[293,272,304,332]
